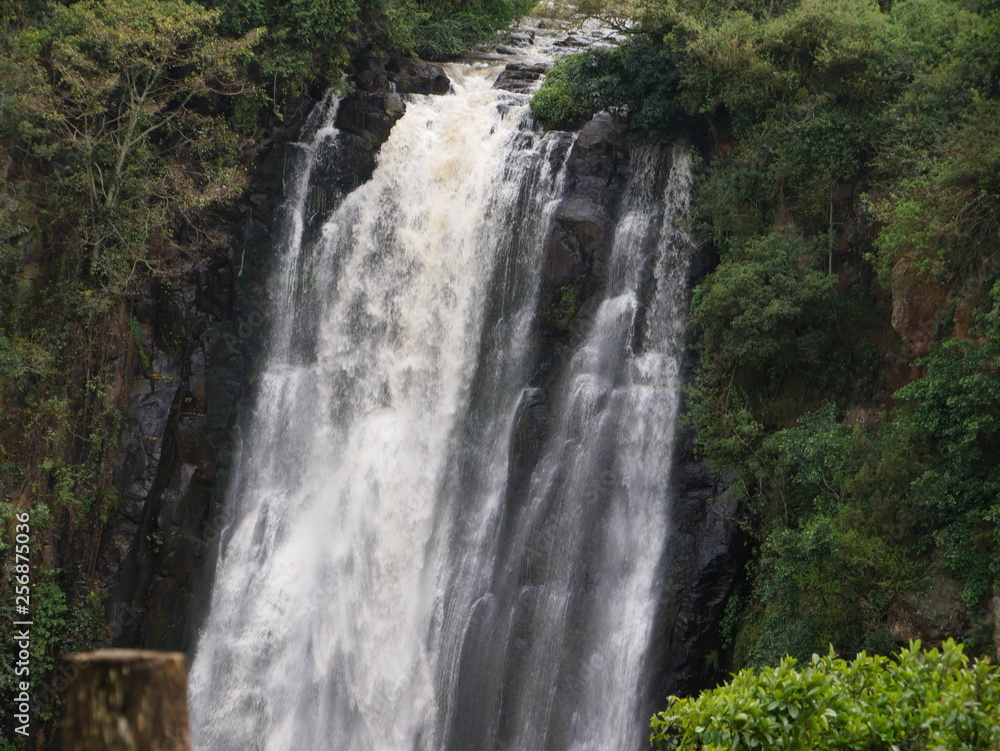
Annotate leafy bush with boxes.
[530,52,600,128]
[876,101,1000,284]
[409,0,535,58]
[755,512,918,663]
[651,639,1000,750]
[207,0,357,90]
[891,281,1000,606]
[532,37,692,137]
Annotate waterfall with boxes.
[189,55,692,751]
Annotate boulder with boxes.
[493,62,550,94]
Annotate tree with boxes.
[206,0,357,91]
[7,0,259,293]
[690,230,836,386]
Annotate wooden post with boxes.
[61,649,190,751]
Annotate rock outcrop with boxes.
[646,428,741,701]
[534,112,630,384]
[333,56,451,196]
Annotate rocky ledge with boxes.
[493,62,550,94]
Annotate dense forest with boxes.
[1,0,999,747]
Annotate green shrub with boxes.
[755,512,918,663]
[531,38,692,137]
[651,639,1000,750]
[11,0,259,293]
[891,282,1000,606]
[410,0,535,58]
[207,0,357,91]
[531,52,601,129]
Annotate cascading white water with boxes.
[190,51,692,751]
[428,143,692,751]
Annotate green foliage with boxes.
[62,588,109,652]
[682,231,882,501]
[532,37,691,137]
[651,639,1000,750]
[877,0,987,176]
[756,513,918,663]
[0,570,68,724]
[7,0,259,293]
[127,314,149,369]
[547,284,581,327]
[530,52,598,129]
[690,230,835,384]
[766,404,859,511]
[409,0,535,58]
[203,0,532,94]
[699,401,921,663]
[890,282,1000,606]
[0,330,54,388]
[689,0,903,225]
[0,179,32,270]
[220,0,533,86]
[876,101,1000,283]
[207,0,356,91]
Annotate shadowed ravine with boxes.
[188,51,693,751]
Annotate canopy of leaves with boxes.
[407,0,535,58]
[6,0,259,292]
[205,0,534,89]
[691,230,835,381]
[531,37,693,136]
[206,0,356,86]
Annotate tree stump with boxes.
[61,649,190,751]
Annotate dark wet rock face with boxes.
[554,35,591,48]
[98,259,261,649]
[532,112,630,391]
[645,428,741,702]
[334,56,452,195]
[501,30,536,48]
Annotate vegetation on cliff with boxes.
[533,0,1000,679]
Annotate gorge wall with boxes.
[5,2,998,747]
